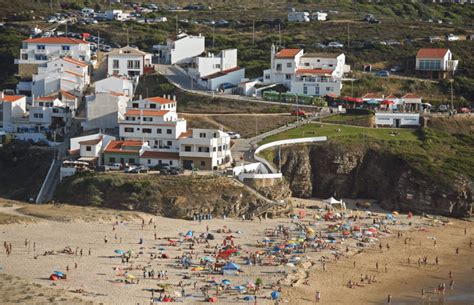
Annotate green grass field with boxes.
[260,123,421,144]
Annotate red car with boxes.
[291,110,306,117]
[457,107,471,114]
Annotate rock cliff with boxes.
[278,142,473,218]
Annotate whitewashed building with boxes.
[16,37,91,77]
[153,33,205,64]
[0,93,27,133]
[415,48,458,79]
[94,75,135,97]
[107,46,151,77]
[82,92,129,131]
[375,113,420,128]
[288,11,310,22]
[263,46,345,97]
[69,133,116,164]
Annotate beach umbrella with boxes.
[271,291,281,300]
[382,100,394,105]
[203,256,215,262]
[126,274,136,279]
[53,271,65,277]
[234,285,245,290]
[392,211,399,216]
[222,279,231,285]
[114,250,125,255]
[186,230,193,237]
[366,99,379,105]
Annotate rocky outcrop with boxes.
[278,142,473,218]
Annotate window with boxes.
[315,86,320,95]
[142,128,152,133]
[326,87,332,91]
[132,103,139,108]
[147,159,151,164]
[127,60,134,69]
[157,128,162,134]
[167,141,172,146]
[276,63,282,71]
[35,55,47,60]
[214,64,221,69]
[112,70,119,75]
[129,158,135,164]
[150,103,156,109]
[133,60,140,69]
[419,59,441,70]
[39,102,44,107]
[265,75,270,80]
[329,64,333,67]
[86,146,92,151]
[125,116,135,121]
[33,113,43,118]
[37,45,45,50]
[113,59,119,69]
[213,147,217,152]
[169,160,173,165]
[200,161,206,167]
[124,127,134,132]
[184,146,191,152]
[21,54,28,60]
[62,45,70,51]
[143,117,152,122]
[303,85,308,95]
[285,74,292,80]
[198,147,210,152]
[304,62,310,66]
[166,129,172,134]
[110,157,116,163]
[218,146,222,152]
[287,62,292,68]
[199,132,206,138]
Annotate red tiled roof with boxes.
[1,95,25,102]
[79,138,102,145]
[385,94,399,100]
[178,130,192,139]
[23,37,88,45]
[361,93,384,99]
[125,109,169,117]
[275,49,302,59]
[60,90,77,99]
[65,70,84,77]
[402,93,422,99]
[140,151,179,159]
[62,57,88,67]
[416,48,449,59]
[104,140,142,154]
[36,96,56,101]
[202,67,242,80]
[146,96,175,104]
[296,69,334,75]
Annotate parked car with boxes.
[137,165,149,173]
[124,166,138,173]
[100,45,112,52]
[447,34,459,42]
[227,131,241,139]
[327,41,343,48]
[375,70,390,77]
[437,105,449,113]
[170,166,184,175]
[313,42,327,49]
[291,110,306,117]
[108,163,122,171]
[457,107,470,114]
[390,66,402,72]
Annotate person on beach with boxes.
[435,256,439,265]
[387,294,392,304]
[421,288,425,298]
[88,248,91,256]
[315,291,320,302]
[104,236,108,244]
[456,247,459,254]
[376,262,379,271]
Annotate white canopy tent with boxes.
[323,197,346,210]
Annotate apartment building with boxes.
[107,46,151,77]
[16,37,91,77]
[0,93,27,133]
[153,32,205,64]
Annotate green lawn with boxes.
[259,123,421,145]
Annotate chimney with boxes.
[0,91,4,100]
[163,94,166,98]
[173,95,176,101]
[139,94,142,100]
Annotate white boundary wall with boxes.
[254,136,328,173]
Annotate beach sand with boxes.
[0,199,472,305]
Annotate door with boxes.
[395,119,400,128]
[183,160,193,170]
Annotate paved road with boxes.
[156,64,321,109]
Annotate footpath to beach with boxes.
[0,199,472,305]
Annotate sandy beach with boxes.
[0,199,472,305]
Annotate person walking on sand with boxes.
[376,262,379,271]
[387,294,392,304]
[456,247,459,254]
[470,240,473,249]
[88,248,91,256]
[315,291,320,302]
[66,265,69,272]
[435,256,439,265]
[421,288,425,298]
[80,248,83,257]
[104,236,108,244]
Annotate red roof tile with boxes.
[146,96,175,104]
[125,109,169,117]
[385,94,399,100]
[296,69,334,75]
[402,93,422,99]
[62,57,88,67]
[416,48,449,59]
[275,49,302,59]
[361,93,384,99]
[202,67,242,80]
[104,140,143,154]
[140,151,179,159]
[1,95,25,102]
[60,90,77,99]
[79,138,102,145]
[23,37,89,45]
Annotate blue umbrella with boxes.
[222,279,231,285]
[185,230,193,237]
[54,271,64,277]
[271,291,280,300]
[114,249,125,255]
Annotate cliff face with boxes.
[279,143,473,218]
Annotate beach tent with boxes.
[271,291,281,300]
[223,262,241,275]
[323,197,346,209]
[49,274,60,281]
[114,249,125,255]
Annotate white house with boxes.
[107,46,151,77]
[16,37,91,77]
[0,93,27,133]
[153,33,205,64]
[69,133,116,164]
[82,92,129,131]
[28,96,71,131]
[179,128,231,170]
[263,46,345,97]
[198,67,246,91]
[94,75,135,97]
[415,48,458,79]
[288,11,310,22]
[375,113,420,128]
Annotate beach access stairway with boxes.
[228,178,290,218]
[36,159,61,204]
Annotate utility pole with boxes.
[252,20,255,46]
[255,116,258,137]
[50,0,52,9]
[296,94,299,124]
[212,24,215,48]
[450,79,454,110]
[176,15,178,34]
[126,28,129,46]
[278,23,281,47]
[347,23,350,48]
[351,79,354,97]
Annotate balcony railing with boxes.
[34,49,49,55]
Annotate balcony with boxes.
[447,60,459,71]
[179,151,212,158]
[34,49,49,55]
